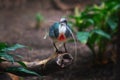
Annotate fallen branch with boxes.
[0,52,73,77]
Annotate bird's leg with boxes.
[64,43,67,53]
[53,42,58,52]
[53,42,63,54]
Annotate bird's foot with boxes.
[56,50,68,54]
[64,51,68,53]
[56,50,64,54]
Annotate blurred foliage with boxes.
[35,13,44,29]
[36,13,44,23]
[0,42,40,76]
[69,0,120,63]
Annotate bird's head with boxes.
[58,18,67,34]
[60,18,67,24]
[59,18,68,29]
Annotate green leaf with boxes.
[107,18,117,30]
[18,68,40,76]
[93,29,111,39]
[87,19,94,25]
[2,44,26,52]
[17,61,27,68]
[6,67,41,77]
[68,39,74,43]
[13,54,23,59]
[112,4,120,11]
[36,13,44,22]
[74,6,80,17]
[88,33,98,44]
[77,32,90,44]
[0,53,14,62]
[0,42,8,51]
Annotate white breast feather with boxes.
[58,23,67,34]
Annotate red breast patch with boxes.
[58,34,66,41]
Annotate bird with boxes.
[49,18,72,53]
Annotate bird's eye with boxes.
[61,24,63,26]
[61,23,65,26]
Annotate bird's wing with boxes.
[65,25,72,38]
[49,22,59,38]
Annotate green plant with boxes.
[35,13,44,29]
[69,0,120,64]
[0,42,40,76]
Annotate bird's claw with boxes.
[56,50,63,54]
[56,50,68,54]
[64,51,68,53]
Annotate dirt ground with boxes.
[0,0,67,59]
[0,0,114,80]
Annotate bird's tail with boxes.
[66,26,77,63]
